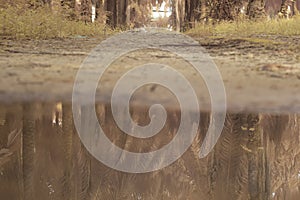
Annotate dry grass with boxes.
[187,16,300,37]
[0,6,113,40]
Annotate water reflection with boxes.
[0,103,299,200]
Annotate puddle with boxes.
[0,102,299,199]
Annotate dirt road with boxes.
[0,28,299,112]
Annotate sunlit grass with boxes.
[187,16,300,37]
[0,6,114,40]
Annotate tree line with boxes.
[2,0,299,31]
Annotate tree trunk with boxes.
[175,0,185,31]
[294,0,300,15]
[75,0,81,18]
[126,0,131,25]
[200,0,207,22]
[81,0,91,23]
[279,0,299,18]
[106,0,117,27]
[247,0,266,19]
[117,0,128,25]
[92,1,96,22]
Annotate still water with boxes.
[0,102,299,200]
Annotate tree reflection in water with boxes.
[0,103,299,200]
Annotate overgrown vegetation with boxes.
[187,16,300,37]
[1,0,300,39]
[0,5,110,39]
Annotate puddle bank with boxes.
[0,102,299,200]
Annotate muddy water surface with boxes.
[0,103,299,200]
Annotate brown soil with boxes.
[0,30,299,113]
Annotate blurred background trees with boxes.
[0,0,299,31]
